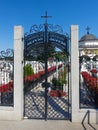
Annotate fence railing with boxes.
[79,54,98,109]
[0,49,14,106]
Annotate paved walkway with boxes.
[0,120,97,130]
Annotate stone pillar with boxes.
[71,25,79,122]
[14,26,24,120]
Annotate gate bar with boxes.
[44,18,48,120]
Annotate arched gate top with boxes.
[24,24,69,53]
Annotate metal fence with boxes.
[0,49,14,106]
[79,50,98,109]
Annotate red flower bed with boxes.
[49,90,67,97]
[25,64,62,82]
[90,69,98,73]
[0,81,13,93]
[81,71,98,92]
[38,70,45,76]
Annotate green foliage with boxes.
[24,64,34,76]
[52,77,58,86]
[52,77,67,90]
[53,51,68,61]
[52,77,67,86]
[58,79,63,86]
[52,66,68,90]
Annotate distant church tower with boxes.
[79,27,98,71]
[79,26,98,57]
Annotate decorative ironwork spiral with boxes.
[0,49,13,60]
[48,24,63,34]
[30,24,44,33]
[0,49,14,70]
[29,24,65,34]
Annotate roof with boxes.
[79,33,98,42]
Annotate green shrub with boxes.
[24,64,34,76]
[52,77,58,86]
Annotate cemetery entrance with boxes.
[24,21,70,120]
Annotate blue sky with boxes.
[0,0,98,50]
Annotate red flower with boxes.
[0,81,13,93]
[90,69,98,73]
[49,90,67,97]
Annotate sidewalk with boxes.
[0,120,97,130]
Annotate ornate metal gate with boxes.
[24,16,70,120]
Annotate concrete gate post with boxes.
[70,25,79,122]
[14,26,24,120]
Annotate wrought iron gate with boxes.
[24,17,70,120]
